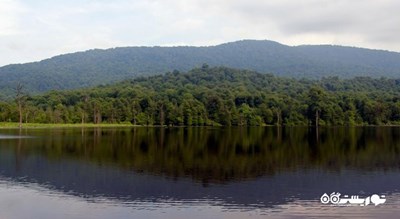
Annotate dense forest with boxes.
[1,40,400,97]
[2,66,400,126]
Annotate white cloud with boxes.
[0,0,25,36]
[193,0,400,49]
[0,0,400,66]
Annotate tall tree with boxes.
[307,86,326,126]
[15,83,26,128]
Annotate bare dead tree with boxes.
[15,83,25,128]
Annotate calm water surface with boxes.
[0,127,400,218]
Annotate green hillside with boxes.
[1,40,400,98]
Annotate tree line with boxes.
[2,65,400,126]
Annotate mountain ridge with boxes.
[1,39,400,98]
[4,39,399,67]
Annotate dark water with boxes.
[0,127,400,218]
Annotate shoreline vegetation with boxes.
[0,122,136,128]
[2,122,400,129]
[2,66,400,127]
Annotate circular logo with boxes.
[320,193,330,204]
[330,193,341,204]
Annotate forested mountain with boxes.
[2,66,400,126]
[1,40,400,97]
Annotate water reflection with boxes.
[0,127,400,218]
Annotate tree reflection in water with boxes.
[2,127,400,183]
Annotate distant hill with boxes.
[1,40,400,97]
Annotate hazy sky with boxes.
[1,0,399,66]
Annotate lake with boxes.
[0,127,400,218]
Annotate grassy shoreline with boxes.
[0,122,139,129]
[1,122,400,129]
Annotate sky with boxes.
[1,0,399,66]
